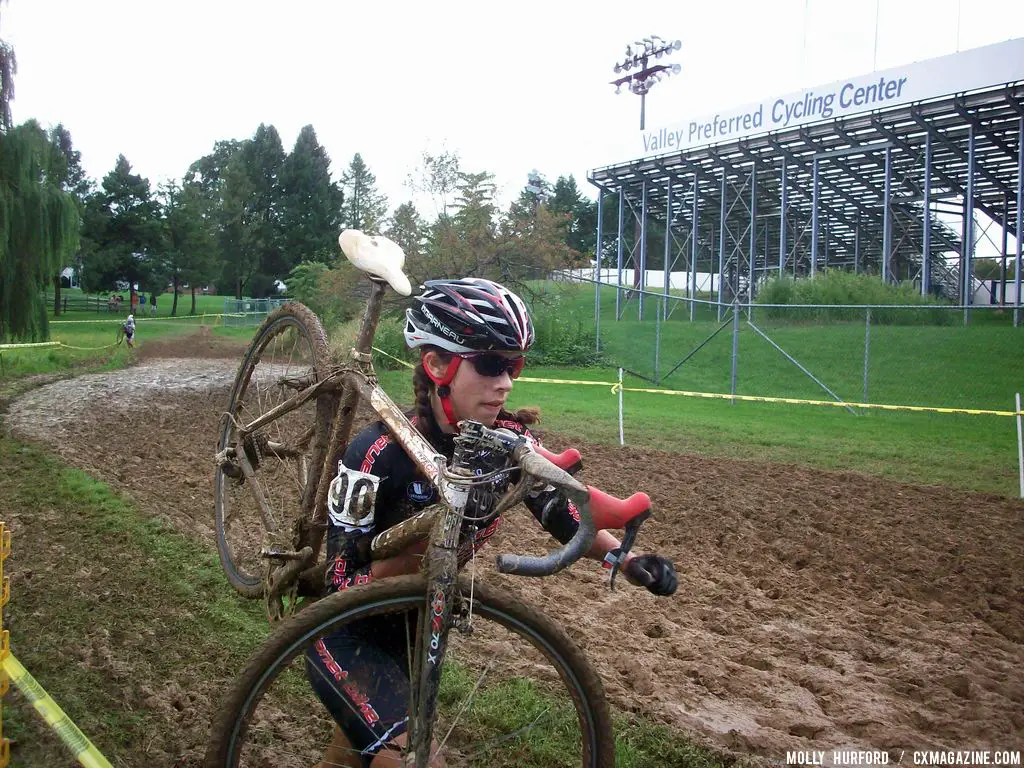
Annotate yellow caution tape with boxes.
[0,341,60,351]
[369,348,1021,417]
[371,346,415,368]
[1,653,112,768]
[513,377,1023,417]
[49,312,247,325]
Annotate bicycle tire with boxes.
[204,575,615,768]
[116,326,125,345]
[215,302,333,598]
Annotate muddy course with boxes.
[3,335,1023,765]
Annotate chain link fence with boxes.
[221,298,289,327]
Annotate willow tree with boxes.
[0,120,81,341]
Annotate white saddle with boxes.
[337,229,413,296]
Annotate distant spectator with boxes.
[150,293,158,316]
[140,293,147,307]
[122,314,136,348]
[130,288,139,316]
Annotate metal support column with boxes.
[691,173,699,320]
[925,131,933,296]
[779,159,787,276]
[639,180,648,321]
[616,187,624,320]
[965,124,976,324]
[882,146,892,282]
[718,169,727,320]
[922,132,932,296]
[663,179,672,320]
[1000,193,1009,306]
[748,163,757,304]
[823,215,830,269]
[1016,117,1023,328]
[854,210,861,274]
[811,158,819,277]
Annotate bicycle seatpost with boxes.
[353,278,387,359]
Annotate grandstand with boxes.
[587,38,1024,322]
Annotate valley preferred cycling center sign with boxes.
[627,37,1024,161]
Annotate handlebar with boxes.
[492,440,652,578]
[494,443,595,578]
[533,445,583,475]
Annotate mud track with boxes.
[5,337,1022,763]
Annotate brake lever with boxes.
[605,509,652,590]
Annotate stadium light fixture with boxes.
[609,35,682,130]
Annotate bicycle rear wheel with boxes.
[215,302,333,598]
[204,576,614,768]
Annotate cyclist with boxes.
[306,278,678,767]
[121,314,136,348]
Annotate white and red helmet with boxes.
[404,278,534,354]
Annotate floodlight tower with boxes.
[610,35,682,130]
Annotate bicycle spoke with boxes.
[432,656,498,761]
[215,305,327,598]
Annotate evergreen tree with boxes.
[279,125,343,266]
[385,201,428,281]
[341,153,388,234]
[245,124,287,296]
[219,149,258,299]
[0,120,81,341]
[79,154,161,293]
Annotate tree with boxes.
[213,125,288,298]
[384,201,427,280]
[0,15,14,131]
[341,153,388,234]
[158,180,216,315]
[279,125,344,266]
[219,148,259,299]
[79,155,162,293]
[0,120,81,341]
[245,124,287,296]
[47,123,91,314]
[549,175,596,260]
[406,149,460,221]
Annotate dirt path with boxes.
[4,346,1023,763]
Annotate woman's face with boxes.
[425,350,521,427]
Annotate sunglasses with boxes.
[457,352,526,379]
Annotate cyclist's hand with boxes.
[623,554,678,596]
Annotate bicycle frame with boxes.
[224,276,599,765]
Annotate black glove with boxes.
[623,554,678,596]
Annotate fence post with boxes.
[1016,392,1023,499]
[654,298,661,384]
[863,306,872,403]
[618,368,625,447]
[730,301,740,404]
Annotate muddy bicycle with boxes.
[207,232,658,767]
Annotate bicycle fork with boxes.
[408,487,468,766]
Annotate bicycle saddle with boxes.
[338,229,413,296]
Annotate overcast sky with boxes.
[4,0,1024,217]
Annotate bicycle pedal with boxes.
[261,548,304,561]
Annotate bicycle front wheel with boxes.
[205,576,614,768]
[215,302,333,598]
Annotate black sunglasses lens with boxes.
[469,354,524,378]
